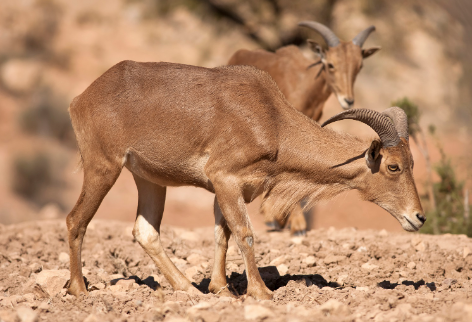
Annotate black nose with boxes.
[344,98,354,106]
[416,213,426,224]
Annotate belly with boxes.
[124,147,211,189]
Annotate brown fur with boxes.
[66,61,423,301]
[228,37,380,233]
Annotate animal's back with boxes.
[69,61,294,186]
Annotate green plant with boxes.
[19,87,75,147]
[11,149,68,208]
[391,97,420,137]
[421,148,471,236]
[12,152,52,201]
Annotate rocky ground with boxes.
[1,219,472,322]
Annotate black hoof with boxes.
[292,230,306,237]
[265,221,282,231]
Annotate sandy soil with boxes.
[1,219,472,322]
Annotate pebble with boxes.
[269,255,287,266]
[407,262,416,269]
[276,264,289,276]
[304,256,316,267]
[35,269,69,297]
[16,306,38,322]
[186,253,206,266]
[58,252,70,264]
[319,299,350,316]
[244,305,274,320]
[361,262,379,270]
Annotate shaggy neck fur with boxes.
[261,123,373,219]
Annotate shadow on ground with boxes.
[195,266,340,296]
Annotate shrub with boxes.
[391,97,420,137]
[19,87,75,147]
[12,152,52,201]
[11,149,68,208]
[421,148,471,236]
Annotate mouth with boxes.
[404,216,419,232]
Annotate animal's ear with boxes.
[307,39,324,57]
[362,46,381,59]
[365,140,381,169]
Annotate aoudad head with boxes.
[299,21,381,110]
[322,107,426,232]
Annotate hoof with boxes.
[265,221,282,231]
[292,230,306,237]
[67,277,89,297]
[247,287,273,300]
[67,286,89,297]
[209,282,236,298]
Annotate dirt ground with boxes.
[1,219,472,322]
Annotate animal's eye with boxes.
[327,63,335,70]
[388,165,400,172]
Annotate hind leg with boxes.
[67,161,121,296]
[132,174,199,294]
[288,203,307,236]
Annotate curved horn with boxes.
[321,109,401,147]
[352,25,376,47]
[298,21,340,47]
[382,106,409,141]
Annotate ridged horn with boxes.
[382,106,409,141]
[352,25,376,47]
[321,109,401,147]
[298,21,340,47]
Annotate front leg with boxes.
[208,197,234,297]
[212,177,272,300]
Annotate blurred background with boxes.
[0,0,470,235]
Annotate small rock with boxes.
[276,264,289,276]
[407,262,416,269]
[290,236,304,245]
[357,246,368,252]
[442,278,457,288]
[83,314,100,322]
[323,255,346,265]
[16,306,38,322]
[22,294,35,303]
[38,302,49,311]
[58,252,70,264]
[415,241,428,252]
[356,286,369,292]
[115,279,137,291]
[304,256,316,267]
[186,254,206,266]
[244,305,274,320]
[269,255,286,266]
[361,263,379,270]
[35,270,69,297]
[319,299,350,316]
[185,266,201,282]
[464,247,471,258]
[29,263,42,274]
[337,274,349,286]
[378,229,388,237]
